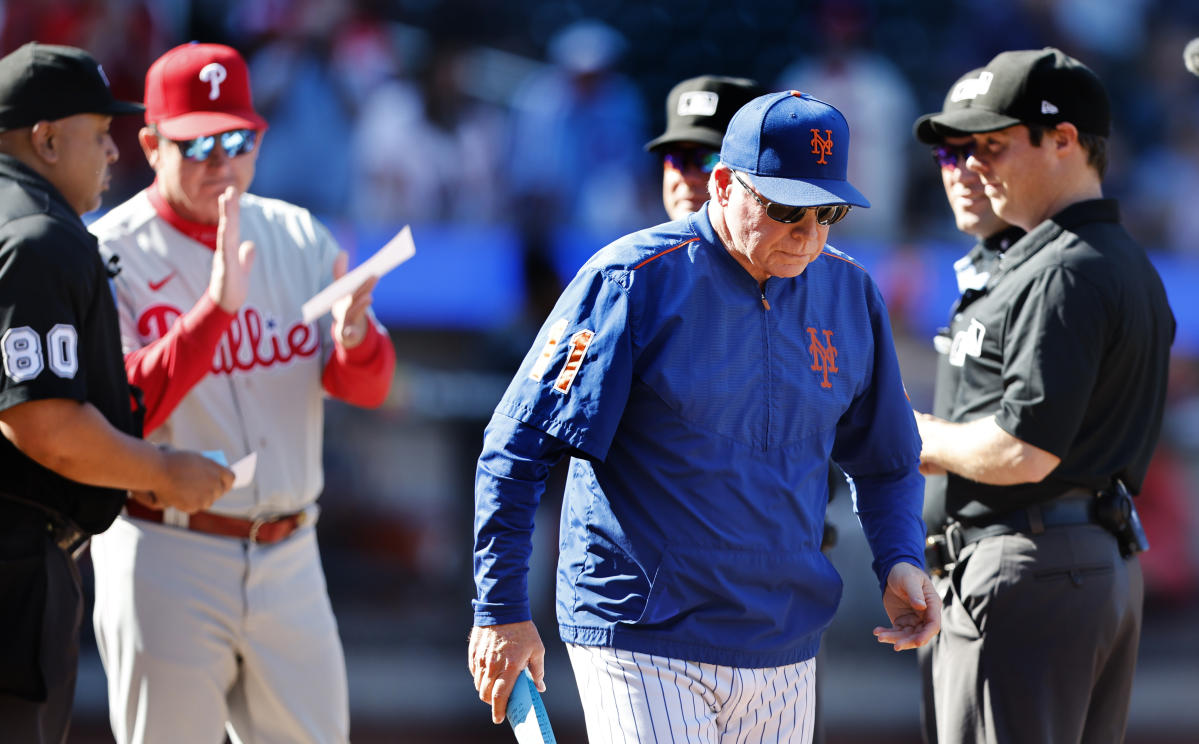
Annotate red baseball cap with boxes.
[144,42,267,139]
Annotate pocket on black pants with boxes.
[0,553,48,701]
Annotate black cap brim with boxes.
[645,126,724,152]
[925,107,1022,137]
[104,100,145,116]
[912,113,940,144]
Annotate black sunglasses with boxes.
[932,142,976,169]
[172,129,259,162]
[731,171,851,226]
[663,148,721,175]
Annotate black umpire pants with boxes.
[920,523,1142,744]
[0,511,84,744]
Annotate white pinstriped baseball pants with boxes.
[566,643,816,744]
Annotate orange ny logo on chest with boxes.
[807,328,838,389]
[810,129,833,165]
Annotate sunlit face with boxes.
[718,167,831,284]
[51,113,118,216]
[143,127,259,224]
[966,124,1057,231]
[936,135,1009,239]
[661,144,719,220]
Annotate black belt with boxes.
[926,488,1098,576]
[0,493,89,556]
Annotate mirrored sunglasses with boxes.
[174,129,259,162]
[932,142,976,169]
[663,148,721,175]
[732,171,851,226]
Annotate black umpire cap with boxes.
[646,75,766,152]
[913,68,988,144]
[915,48,1110,141]
[0,42,144,132]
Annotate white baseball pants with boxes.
[566,643,816,743]
[91,515,348,744]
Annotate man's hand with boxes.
[468,620,545,725]
[329,251,379,350]
[914,411,948,476]
[874,561,941,651]
[146,449,234,514]
[208,186,255,313]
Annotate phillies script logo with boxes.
[810,129,833,165]
[137,304,319,374]
[807,327,838,388]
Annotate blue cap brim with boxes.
[751,173,871,208]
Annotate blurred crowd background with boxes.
[4,0,1198,741]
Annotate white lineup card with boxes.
[301,225,416,324]
[201,450,256,488]
[229,452,257,489]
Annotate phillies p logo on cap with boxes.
[199,62,227,100]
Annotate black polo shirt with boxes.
[0,154,136,534]
[925,199,1175,528]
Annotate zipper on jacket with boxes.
[760,284,772,451]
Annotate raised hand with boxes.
[208,185,256,313]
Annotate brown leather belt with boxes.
[124,499,307,544]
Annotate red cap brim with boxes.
[152,109,268,139]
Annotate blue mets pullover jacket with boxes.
[473,207,925,668]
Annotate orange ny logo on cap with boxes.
[810,129,833,165]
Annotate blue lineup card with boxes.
[202,450,228,465]
[506,669,556,744]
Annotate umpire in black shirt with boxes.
[912,49,1175,744]
[0,43,233,743]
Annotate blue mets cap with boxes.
[720,90,869,208]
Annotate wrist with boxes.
[338,324,366,350]
[141,442,171,494]
[921,419,951,469]
[336,318,379,357]
[206,285,237,314]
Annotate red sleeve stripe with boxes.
[632,237,700,270]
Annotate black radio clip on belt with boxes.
[1094,479,1150,559]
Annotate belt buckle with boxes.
[248,511,305,544]
[944,522,964,564]
[50,521,88,557]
